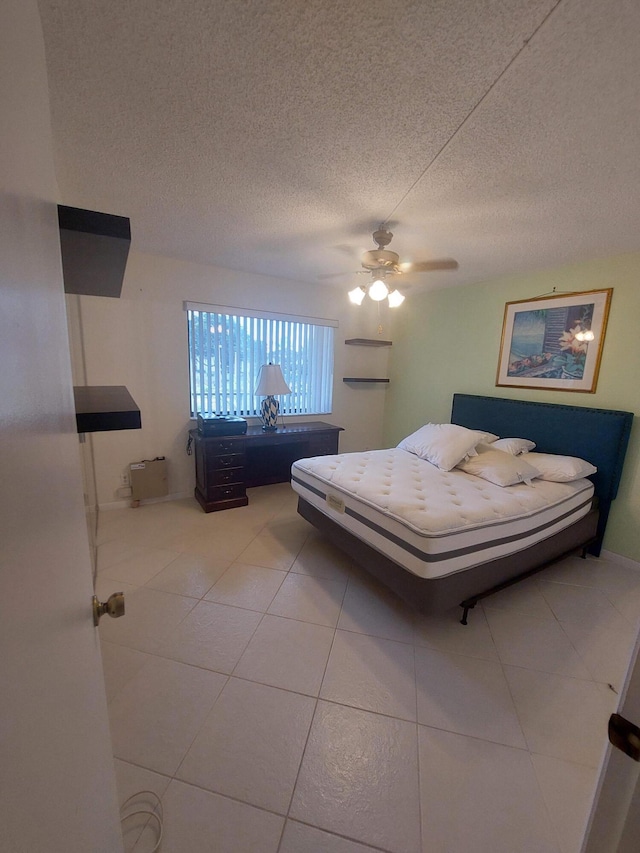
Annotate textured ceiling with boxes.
[37,0,640,291]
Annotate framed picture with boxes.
[496,289,612,393]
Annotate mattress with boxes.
[291,449,594,579]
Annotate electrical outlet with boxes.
[121,471,129,486]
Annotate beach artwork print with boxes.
[496,289,612,392]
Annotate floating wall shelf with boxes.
[343,378,390,384]
[58,205,131,298]
[345,338,392,347]
[73,385,141,433]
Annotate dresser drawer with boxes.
[207,452,244,472]
[209,466,244,486]
[204,438,242,455]
[209,483,246,503]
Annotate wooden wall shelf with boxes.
[73,385,141,433]
[345,338,392,347]
[58,205,131,298]
[343,378,390,383]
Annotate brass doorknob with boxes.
[92,592,125,626]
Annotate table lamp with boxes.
[254,363,291,431]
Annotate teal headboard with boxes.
[451,394,634,554]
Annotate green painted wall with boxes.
[383,253,640,561]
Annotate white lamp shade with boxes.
[254,363,291,395]
[387,289,405,307]
[368,278,389,301]
[348,286,366,305]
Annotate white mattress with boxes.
[291,449,594,579]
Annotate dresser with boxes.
[191,421,343,512]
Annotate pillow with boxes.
[526,452,597,482]
[491,437,536,456]
[397,423,499,471]
[456,446,541,486]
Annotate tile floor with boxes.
[96,484,640,853]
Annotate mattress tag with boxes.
[326,493,345,513]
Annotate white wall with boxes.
[69,250,396,507]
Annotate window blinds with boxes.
[185,303,336,418]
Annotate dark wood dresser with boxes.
[191,421,343,512]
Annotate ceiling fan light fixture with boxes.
[387,289,405,307]
[368,278,389,301]
[348,285,366,305]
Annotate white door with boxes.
[0,2,122,851]
[581,628,640,852]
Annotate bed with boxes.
[292,394,633,621]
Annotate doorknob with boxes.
[608,713,640,761]
[92,592,125,626]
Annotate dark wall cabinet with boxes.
[191,421,343,512]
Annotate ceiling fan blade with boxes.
[317,270,368,280]
[402,259,459,273]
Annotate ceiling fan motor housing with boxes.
[361,248,400,270]
[372,227,394,249]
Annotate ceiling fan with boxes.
[319,226,458,306]
[319,226,458,279]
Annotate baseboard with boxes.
[600,549,640,572]
[99,490,192,512]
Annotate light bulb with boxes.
[368,278,389,301]
[348,286,366,305]
[387,289,405,307]
[575,329,595,342]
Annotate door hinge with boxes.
[608,713,640,761]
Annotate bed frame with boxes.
[297,394,633,621]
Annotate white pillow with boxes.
[527,453,598,483]
[397,423,498,471]
[491,437,536,456]
[456,447,541,486]
[526,452,597,482]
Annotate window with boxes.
[185,302,336,418]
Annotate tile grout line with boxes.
[482,612,565,851]
[276,561,352,852]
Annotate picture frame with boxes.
[496,289,612,393]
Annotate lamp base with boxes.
[260,396,279,431]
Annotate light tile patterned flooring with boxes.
[97,484,640,853]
